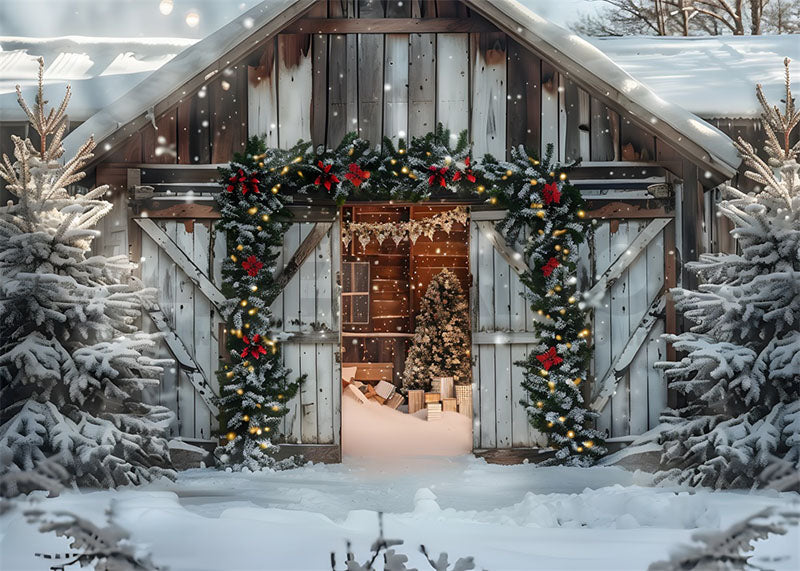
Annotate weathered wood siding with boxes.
[470,222,542,449]
[138,218,223,441]
[585,218,671,439]
[271,221,341,445]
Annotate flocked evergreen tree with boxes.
[402,269,472,390]
[0,59,174,495]
[655,59,800,489]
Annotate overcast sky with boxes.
[0,0,597,38]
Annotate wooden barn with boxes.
[52,0,743,462]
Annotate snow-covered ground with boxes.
[1,458,798,570]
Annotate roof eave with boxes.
[63,0,317,169]
[463,0,741,181]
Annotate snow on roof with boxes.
[590,35,800,119]
[471,0,741,174]
[0,36,196,122]
[55,0,740,175]
[61,0,309,161]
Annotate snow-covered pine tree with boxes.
[655,58,800,489]
[26,501,165,570]
[0,59,174,495]
[402,269,471,391]
[647,507,800,571]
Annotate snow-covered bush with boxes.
[332,513,476,571]
[0,59,174,495]
[25,501,164,570]
[655,59,800,489]
[648,507,800,571]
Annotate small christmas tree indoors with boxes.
[656,59,800,489]
[402,269,471,390]
[0,60,174,496]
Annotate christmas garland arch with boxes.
[216,125,605,468]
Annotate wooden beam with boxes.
[269,222,333,304]
[585,217,671,301]
[275,330,339,344]
[586,201,674,220]
[590,295,665,412]
[476,221,528,276]
[473,331,539,345]
[135,218,227,311]
[149,309,220,416]
[283,18,497,33]
[132,201,221,219]
[470,208,507,221]
[284,205,338,222]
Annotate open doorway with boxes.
[340,204,474,457]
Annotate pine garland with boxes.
[485,145,606,465]
[216,126,603,467]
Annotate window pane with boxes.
[353,262,369,292]
[352,294,369,323]
[342,263,353,292]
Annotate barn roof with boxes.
[463,0,740,177]
[58,0,742,178]
[0,36,196,122]
[590,35,799,120]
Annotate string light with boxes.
[216,127,600,465]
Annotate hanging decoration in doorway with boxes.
[215,124,603,469]
[341,206,469,249]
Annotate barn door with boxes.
[580,215,675,440]
[271,219,341,448]
[470,216,544,450]
[135,217,225,442]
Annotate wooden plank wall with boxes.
[95,0,672,169]
[271,221,340,445]
[93,165,129,258]
[241,0,647,162]
[138,218,221,441]
[470,221,542,449]
[589,219,668,439]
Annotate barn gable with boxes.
[65,0,738,178]
[64,0,745,457]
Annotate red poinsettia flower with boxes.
[536,347,564,370]
[543,181,561,205]
[344,163,370,187]
[452,156,477,183]
[314,160,341,191]
[542,257,560,277]
[242,175,260,195]
[428,166,449,187]
[226,169,246,192]
[241,334,268,360]
[242,255,263,277]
